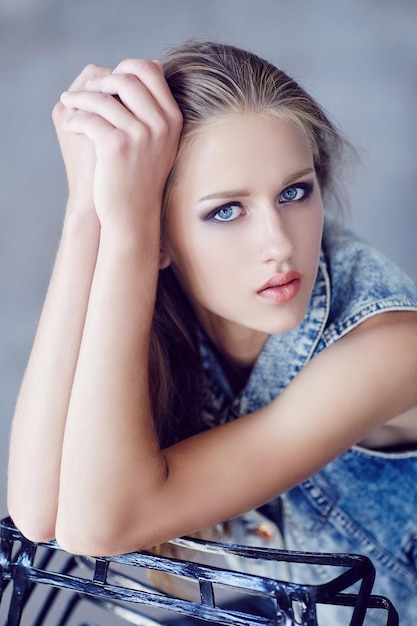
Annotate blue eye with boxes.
[279,182,312,203]
[212,203,242,222]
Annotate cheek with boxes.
[173,240,237,304]
[169,240,211,294]
[169,222,228,274]
[300,203,323,252]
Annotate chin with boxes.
[263,310,308,335]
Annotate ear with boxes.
[159,248,171,269]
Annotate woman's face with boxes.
[163,114,324,365]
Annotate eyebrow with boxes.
[197,167,315,204]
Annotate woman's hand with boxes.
[58,59,183,227]
[52,64,112,214]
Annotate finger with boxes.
[113,58,163,76]
[60,89,136,132]
[62,108,118,151]
[61,102,157,167]
[83,73,168,128]
[152,59,163,70]
[52,99,85,129]
[68,63,113,92]
[112,59,180,121]
[53,66,113,127]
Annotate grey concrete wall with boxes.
[1,0,416,524]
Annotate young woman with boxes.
[8,41,417,623]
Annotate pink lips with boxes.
[257,271,302,303]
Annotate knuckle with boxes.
[52,101,62,118]
[52,101,66,123]
[115,58,156,77]
[153,115,170,139]
[118,72,139,87]
[109,129,131,156]
[131,123,151,147]
[70,63,101,90]
[171,107,183,129]
[115,57,134,68]
[113,58,136,74]
[83,63,101,76]
[134,59,155,72]
[78,64,110,86]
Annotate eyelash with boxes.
[209,203,243,223]
[279,182,313,204]
[207,181,314,223]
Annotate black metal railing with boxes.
[0,517,398,625]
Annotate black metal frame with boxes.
[0,517,398,625]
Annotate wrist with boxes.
[98,202,162,254]
[99,218,161,265]
[65,192,96,217]
[62,205,101,250]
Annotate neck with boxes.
[201,318,269,368]
[210,340,255,395]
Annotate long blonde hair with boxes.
[149,40,345,448]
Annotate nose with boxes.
[257,204,295,266]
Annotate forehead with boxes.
[172,114,315,201]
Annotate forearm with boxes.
[56,220,167,554]
[57,311,417,556]
[8,207,100,540]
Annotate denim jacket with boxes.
[198,217,417,624]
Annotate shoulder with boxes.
[320,217,417,344]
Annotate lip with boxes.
[257,271,303,303]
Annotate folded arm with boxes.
[55,302,417,555]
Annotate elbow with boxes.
[54,467,170,556]
[55,516,137,557]
[7,482,57,545]
[8,507,56,545]
[55,504,162,556]
[8,510,140,556]
[55,527,108,557]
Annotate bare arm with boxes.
[54,61,183,553]
[7,64,113,540]
[8,59,183,545]
[55,303,417,555]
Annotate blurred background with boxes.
[1,0,416,526]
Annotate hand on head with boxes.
[55,59,182,226]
